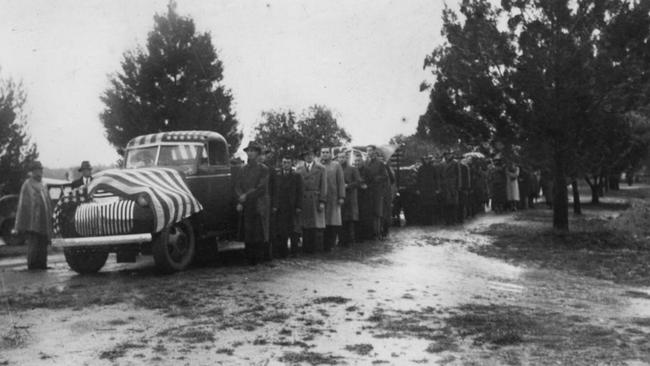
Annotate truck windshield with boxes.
[125,144,203,169]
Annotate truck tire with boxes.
[64,248,109,274]
[152,220,195,273]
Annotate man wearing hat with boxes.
[71,160,93,189]
[14,161,53,270]
[295,148,327,253]
[235,142,270,265]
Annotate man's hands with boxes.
[238,194,247,203]
[338,198,345,205]
[236,203,243,212]
[318,202,325,212]
[296,208,302,214]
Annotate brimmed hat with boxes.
[29,161,43,171]
[243,141,262,153]
[300,148,318,158]
[78,160,92,172]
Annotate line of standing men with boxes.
[235,142,393,265]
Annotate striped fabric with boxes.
[74,200,135,236]
[87,167,203,233]
[126,130,222,148]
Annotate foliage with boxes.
[253,105,351,160]
[0,73,38,194]
[100,1,241,154]
[417,0,650,230]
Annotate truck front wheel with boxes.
[152,220,195,273]
[64,248,109,274]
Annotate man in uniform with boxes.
[272,157,303,257]
[363,145,390,239]
[319,147,345,251]
[71,160,93,189]
[14,161,53,270]
[338,151,363,247]
[235,142,269,265]
[296,148,327,253]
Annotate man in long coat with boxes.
[272,157,303,257]
[416,156,437,225]
[338,152,363,247]
[363,145,390,239]
[320,147,345,251]
[235,142,269,265]
[296,149,327,253]
[259,148,276,260]
[14,161,52,270]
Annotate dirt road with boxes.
[1,198,650,365]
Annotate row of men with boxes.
[234,142,395,264]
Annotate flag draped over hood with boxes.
[88,168,203,233]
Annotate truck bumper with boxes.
[52,233,152,248]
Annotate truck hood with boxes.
[87,167,203,232]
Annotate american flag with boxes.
[87,168,203,233]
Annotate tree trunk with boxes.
[571,179,581,215]
[586,176,600,204]
[552,153,569,231]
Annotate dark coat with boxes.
[442,162,460,205]
[15,177,53,239]
[234,161,269,243]
[363,159,389,217]
[273,170,303,236]
[296,162,327,229]
[71,176,93,189]
[342,164,362,221]
[417,162,438,204]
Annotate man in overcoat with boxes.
[71,160,93,189]
[14,161,53,270]
[272,157,303,257]
[416,156,437,225]
[235,142,270,265]
[259,148,276,260]
[338,152,363,247]
[363,145,390,239]
[320,147,345,251]
[296,148,327,253]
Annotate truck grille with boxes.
[75,200,135,236]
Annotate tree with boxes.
[253,105,351,161]
[418,0,650,230]
[0,73,38,194]
[100,1,241,154]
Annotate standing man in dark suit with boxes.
[272,157,303,257]
[71,161,93,189]
[235,142,270,265]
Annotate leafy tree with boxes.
[0,73,38,194]
[389,134,442,166]
[418,0,650,230]
[100,1,241,154]
[253,105,351,161]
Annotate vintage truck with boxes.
[52,130,240,274]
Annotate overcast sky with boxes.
[0,0,447,168]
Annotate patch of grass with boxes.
[261,311,291,322]
[425,336,459,353]
[279,351,342,365]
[177,329,215,343]
[624,290,650,300]
[633,318,650,327]
[446,304,537,346]
[99,342,146,362]
[216,347,234,356]
[344,343,373,356]
[313,296,351,305]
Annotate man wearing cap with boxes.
[296,148,327,253]
[320,147,345,251]
[14,161,53,270]
[235,142,269,265]
[71,161,93,189]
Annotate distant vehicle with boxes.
[52,131,240,274]
[0,181,70,246]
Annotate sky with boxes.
[0,0,448,168]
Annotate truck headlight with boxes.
[136,194,149,207]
